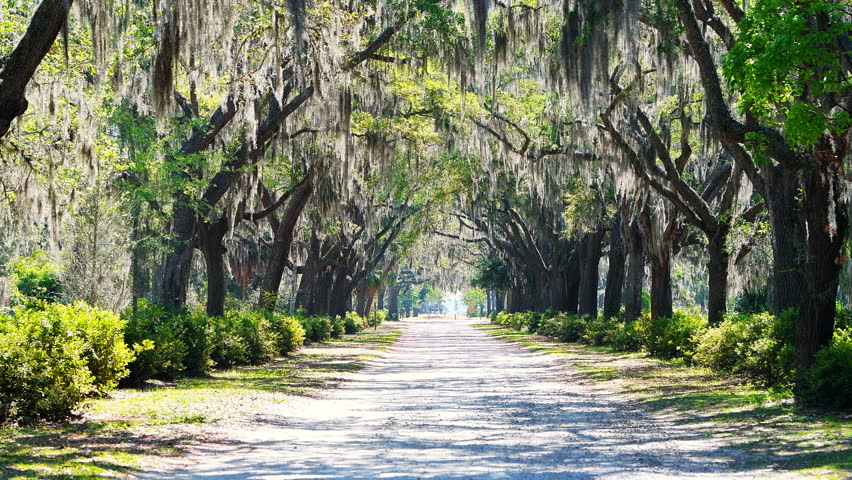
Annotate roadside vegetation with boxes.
[479,310,852,479]
[0,320,400,479]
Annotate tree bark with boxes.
[0,0,73,138]
[495,290,506,312]
[564,252,580,314]
[258,176,314,310]
[387,285,399,320]
[356,280,369,317]
[198,218,229,317]
[623,217,645,323]
[603,214,626,319]
[706,223,730,326]
[797,163,847,368]
[159,204,196,310]
[578,229,604,317]
[764,163,806,314]
[650,248,673,320]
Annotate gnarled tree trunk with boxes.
[0,0,73,138]
[258,176,314,310]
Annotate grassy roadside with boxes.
[0,324,403,480]
[475,324,851,480]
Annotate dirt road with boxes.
[146,317,787,479]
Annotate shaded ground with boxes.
[480,324,851,479]
[0,324,401,479]
[143,317,829,479]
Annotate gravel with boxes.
[142,317,791,479]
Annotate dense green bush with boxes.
[536,315,562,338]
[0,303,133,421]
[268,313,305,354]
[10,251,62,304]
[331,316,345,337]
[125,304,304,382]
[733,287,769,314]
[803,328,852,409]
[344,311,366,334]
[556,314,588,342]
[606,321,644,352]
[209,311,278,368]
[368,309,388,328]
[693,311,794,386]
[123,301,193,384]
[0,311,92,421]
[299,315,333,343]
[583,317,615,346]
[493,311,540,332]
[180,310,213,376]
[639,311,707,360]
[46,303,135,394]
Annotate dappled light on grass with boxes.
[0,324,401,479]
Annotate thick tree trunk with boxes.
[485,290,493,316]
[797,165,847,368]
[377,289,385,310]
[198,218,229,317]
[495,290,505,312]
[706,224,730,326]
[387,285,399,320]
[623,218,644,323]
[0,0,73,138]
[603,214,626,319]
[159,203,196,310]
[364,294,375,318]
[764,163,806,314]
[258,178,314,310]
[356,280,369,317]
[550,270,568,311]
[295,231,321,311]
[328,272,352,317]
[649,248,673,320]
[564,252,580,314]
[578,229,604,317]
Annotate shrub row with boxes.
[124,304,379,382]
[124,301,308,383]
[493,308,851,409]
[0,298,379,422]
[0,302,134,421]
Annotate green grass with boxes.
[0,323,403,479]
[477,322,852,479]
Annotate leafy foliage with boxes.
[0,303,134,421]
[10,251,62,304]
[722,0,852,148]
[803,327,852,409]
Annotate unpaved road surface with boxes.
[146,318,787,479]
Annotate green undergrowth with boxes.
[0,324,402,479]
[476,324,851,479]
